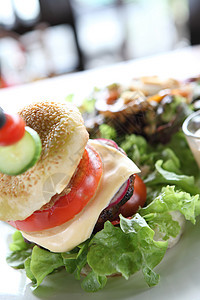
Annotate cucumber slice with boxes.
[0,126,42,176]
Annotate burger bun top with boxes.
[0,101,89,221]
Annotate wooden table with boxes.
[1,45,200,112]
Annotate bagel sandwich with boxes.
[1,101,140,252]
[4,99,200,293]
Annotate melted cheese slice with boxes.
[22,140,140,252]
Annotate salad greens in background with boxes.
[5,81,200,292]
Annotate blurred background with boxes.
[0,0,198,88]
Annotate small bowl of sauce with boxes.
[182,110,200,168]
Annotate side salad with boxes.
[6,76,200,293]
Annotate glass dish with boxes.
[182,110,200,168]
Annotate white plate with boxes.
[1,217,200,300]
[1,48,200,299]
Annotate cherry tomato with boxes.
[9,144,103,232]
[0,77,9,89]
[0,114,25,146]
[119,174,147,218]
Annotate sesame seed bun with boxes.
[0,101,89,221]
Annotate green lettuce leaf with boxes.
[81,270,107,292]
[99,124,117,140]
[65,94,74,103]
[6,231,34,269]
[74,241,90,280]
[144,160,200,195]
[61,239,90,280]
[166,131,199,177]
[120,134,151,166]
[24,258,37,284]
[9,231,34,252]
[159,95,188,123]
[61,249,78,274]
[6,248,33,269]
[160,148,181,174]
[144,212,181,241]
[119,131,200,181]
[79,94,97,114]
[26,246,64,286]
[87,216,168,287]
[140,186,200,225]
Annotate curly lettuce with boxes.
[6,183,200,292]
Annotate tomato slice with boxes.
[0,114,25,146]
[9,145,103,232]
[119,174,147,218]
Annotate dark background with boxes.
[0,0,198,87]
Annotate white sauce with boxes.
[153,211,185,248]
[187,128,200,168]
